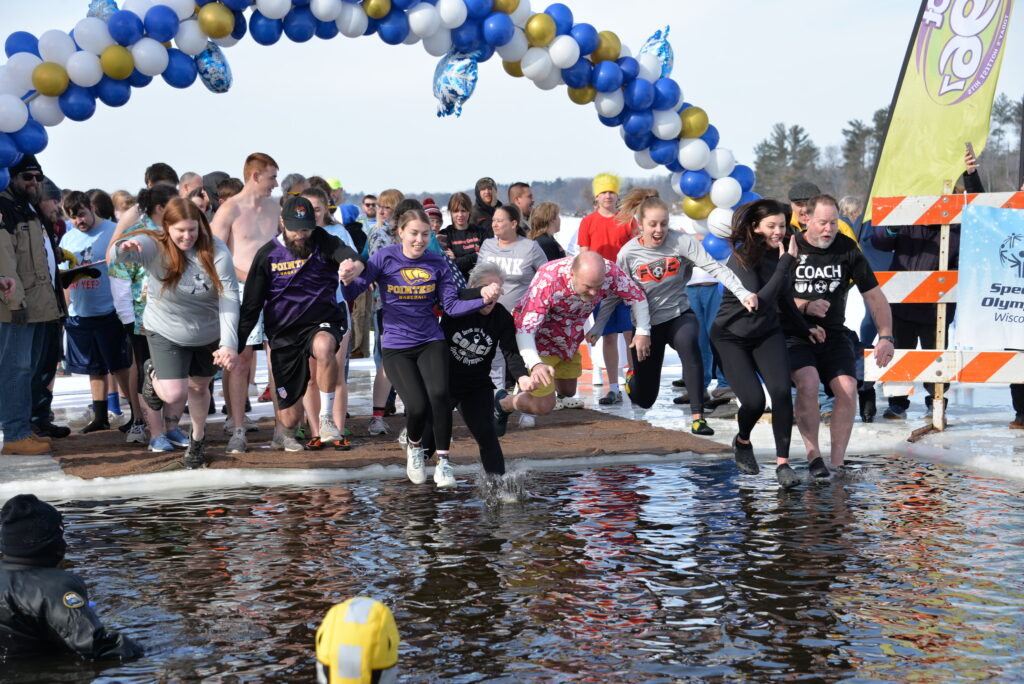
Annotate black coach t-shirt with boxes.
[786,232,878,335]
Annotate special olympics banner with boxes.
[868,0,1014,217]
[956,205,1024,350]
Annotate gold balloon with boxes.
[590,30,621,64]
[100,45,134,81]
[31,62,69,97]
[197,2,235,39]
[568,86,596,105]
[493,0,520,13]
[364,0,391,20]
[680,106,709,138]
[682,195,715,220]
[503,60,524,78]
[525,13,556,47]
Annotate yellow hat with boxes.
[315,597,399,684]
[592,173,621,198]
[326,178,343,191]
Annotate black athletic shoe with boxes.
[776,463,800,488]
[671,378,686,388]
[494,389,511,437]
[33,422,71,439]
[691,418,714,436]
[808,456,831,480]
[183,434,208,469]
[142,359,164,411]
[80,418,110,434]
[858,387,877,423]
[673,391,711,405]
[732,435,759,474]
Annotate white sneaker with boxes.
[517,413,536,428]
[433,457,456,488]
[406,443,426,484]
[319,415,341,443]
[67,407,94,428]
[226,429,247,454]
[397,427,408,446]
[368,415,389,436]
[554,396,584,410]
[124,420,148,443]
[271,432,304,452]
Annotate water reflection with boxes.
[4,457,1023,682]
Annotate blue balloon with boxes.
[680,169,712,197]
[623,109,653,136]
[377,9,410,45]
[0,133,19,167]
[162,48,198,89]
[450,19,483,52]
[623,130,654,152]
[222,0,253,9]
[0,167,9,193]
[392,0,418,8]
[700,123,720,150]
[666,159,684,173]
[10,122,47,155]
[598,112,625,127]
[94,75,132,106]
[482,12,514,47]
[730,164,756,192]
[545,3,573,35]
[591,61,623,93]
[250,11,284,45]
[433,50,480,118]
[649,138,678,166]
[128,69,153,88]
[196,42,233,93]
[734,191,761,209]
[5,32,39,58]
[291,0,309,5]
[464,0,492,19]
[652,77,681,111]
[570,23,598,56]
[144,5,180,43]
[58,84,97,122]
[561,57,592,88]
[108,10,145,46]
[624,78,654,111]
[283,7,317,42]
[701,234,731,260]
[616,57,638,84]
[475,43,495,62]
[231,10,248,40]
[315,19,339,40]
[195,0,218,5]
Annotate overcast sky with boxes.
[4,1,1023,195]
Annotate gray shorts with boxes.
[146,331,217,380]
[240,280,265,346]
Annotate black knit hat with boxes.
[11,154,42,176]
[1,494,65,559]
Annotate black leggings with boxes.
[711,326,793,461]
[382,340,452,449]
[423,386,505,475]
[627,311,704,413]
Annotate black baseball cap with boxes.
[788,181,821,203]
[282,196,316,231]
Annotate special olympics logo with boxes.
[400,267,431,285]
[998,233,1024,277]
[915,0,1012,105]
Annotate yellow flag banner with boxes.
[869,0,1015,212]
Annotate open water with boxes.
[4,454,1023,682]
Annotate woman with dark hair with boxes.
[113,198,240,469]
[438,191,488,277]
[87,189,116,222]
[528,201,566,261]
[711,198,824,487]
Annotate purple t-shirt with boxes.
[346,244,483,349]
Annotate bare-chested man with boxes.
[211,152,280,454]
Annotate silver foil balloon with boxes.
[433,50,483,118]
[195,41,233,94]
[638,26,674,79]
[86,0,119,20]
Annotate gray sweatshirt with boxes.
[593,231,752,330]
[113,234,240,350]
[477,236,549,311]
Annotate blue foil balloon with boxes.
[433,50,483,118]
[195,42,233,94]
[638,26,674,79]
[87,0,119,21]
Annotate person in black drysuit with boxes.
[0,493,143,662]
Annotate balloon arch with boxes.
[0,0,759,247]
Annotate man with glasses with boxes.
[360,194,378,231]
[0,155,68,454]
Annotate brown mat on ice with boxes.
[51,409,729,480]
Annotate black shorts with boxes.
[65,312,131,375]
[269,321,345,410]
[786,331,856,384]
[146,331,218,380]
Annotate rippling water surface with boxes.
[6,456,1024,682]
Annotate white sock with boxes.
[320,391,335,417]
[609,383,620,393]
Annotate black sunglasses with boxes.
[20,172,44,182]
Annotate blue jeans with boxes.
[686,284,728,389]
[0,321,46,441]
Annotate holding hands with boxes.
[213,346,238,371]
[338,259,364,285]
[741,293,759,313]
[480,282,502,304]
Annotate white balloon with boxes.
[0,67,25,97]
[678,138,711,171]
[670,172,683,196]
[710,177,742,209]
[690,218,709,236]
[256,0,292,21]
[408,3,441,38]
[510,0,532,28]
[122,0,155,17]
[594,89,624,118]
[336,3,369,38]
[403,31,420,46]
[0,94,29,134]
[535,67,563,90]
[618,43,632,59]
[73,17,115,55]
[311,0,343,22]
[29,95,64,127]
[175,19,208,56]
[651,109,682,140]
[707,207,734,237]
[213,34,240,48]
[495,28,527,62]
[5,53,42,93]
[520,47,553,82]
[548,34,580,69]
[637,53,661,82]
[131,38,169,77]
[38,30,78,65]
[164,0,197,21]
[706,148,737,179]
[437,0,468,29]
[66,51,103,88]
[635,149,658,170]
[422,27,452,56]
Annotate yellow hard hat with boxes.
[315,597,399,684]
